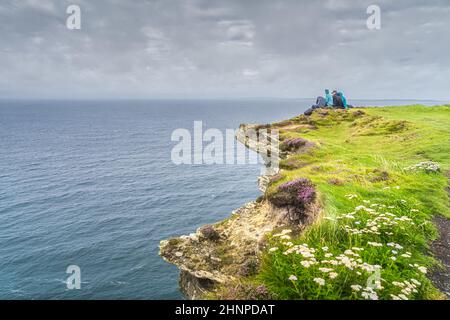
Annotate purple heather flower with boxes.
[278,178,316,206]
[298,186,315,203]
[283,138,308,150]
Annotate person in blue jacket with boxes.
[338,92,348,109]
[325,89,333,107]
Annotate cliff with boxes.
[160,105,450,300]
[160,124,320,299]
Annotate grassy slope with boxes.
[255,105,450,300]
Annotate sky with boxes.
[0,0,449,100]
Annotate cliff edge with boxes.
[160,106,450,300]
[159,124,320,299]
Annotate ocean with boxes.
[0,99,446,299]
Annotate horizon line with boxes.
[0,97,449,102]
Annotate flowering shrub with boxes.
[281,138,309,152]
[298,185,315,204]
[267,178,317,223]
[269,178,316,209]
[405,161,440,173]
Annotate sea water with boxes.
[0,99,446,299]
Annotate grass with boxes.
[242,105,450,300]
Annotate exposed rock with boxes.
[237,124,281,193]
[159,123,320,299]
[159,198,320,299]
[161,202,268,296]
[179,270,216,300]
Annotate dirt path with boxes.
[430,172,450,298]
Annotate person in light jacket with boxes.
[338,92,348,109]
[325,89,333,107]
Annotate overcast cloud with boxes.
[0,0,449,99]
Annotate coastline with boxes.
[160,105,450,300]
[159,124,311,299]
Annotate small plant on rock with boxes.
[199,225,221,242]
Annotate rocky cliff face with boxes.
[160,201,274,299]
[236,124,281,192]
[159,125,319,299]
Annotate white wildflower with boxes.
[405,161,440,173]
[329,272,338,279]
[361,291,378,300]
[313,278,325,286]
[411,279,421,286]
[367,242,383,247]
[418,266,427,274]
[351,285,362,292]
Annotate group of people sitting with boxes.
[304,89,352,116]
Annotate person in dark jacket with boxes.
[332,90,344,109]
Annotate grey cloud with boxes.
[0,0,449,99]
